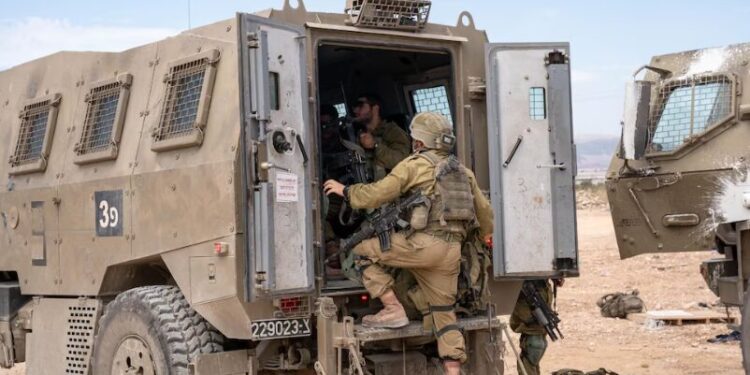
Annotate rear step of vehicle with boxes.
[321,279,367,296]
[354,316,502,343]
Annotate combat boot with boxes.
[362,290,409,328]
[443,359,461,375]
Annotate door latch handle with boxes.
[536,163,566,170]
[502,136,523,168]
[260,162,291,173]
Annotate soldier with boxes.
[320,104,345,154]
[323,112,493,375]
[510,279,564,375]
[351,94,411,177]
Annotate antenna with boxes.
[187,0,192,29]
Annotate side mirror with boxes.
[619,80,651,160]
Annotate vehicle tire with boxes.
[743,288,750,375]
[91,285,223,375]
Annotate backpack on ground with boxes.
[597,290,644,318]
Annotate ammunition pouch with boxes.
[408,200,431,231]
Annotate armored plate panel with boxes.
[607,43,750,258]
[239,14,314,298]
[486,43,578,278]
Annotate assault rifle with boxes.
[339,191,427,253]
[521,281,563,341]
[347,150,369,185]
[336,139,371,226]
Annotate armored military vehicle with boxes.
[608,43,750,372]
[0,1,578,373]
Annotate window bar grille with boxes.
[346,0,431,30]
[411,86,452,125]
[650,75,732,152]
[12,101,51,165]
[155,59,208,141]
[689,82,695,136]
[77,82,121,155]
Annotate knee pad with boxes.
[520,334,548,365]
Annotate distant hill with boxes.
[575,134,619,170]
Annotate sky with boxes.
[2,0,750,139]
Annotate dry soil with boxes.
[504,207,743,375]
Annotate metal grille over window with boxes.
[11,100,53,166]
[651,75,732,152]
[155,59,209,141]
[412,86,453,125]
[77,84,120,154]
[345,0,431,30]
[529,87,546,120]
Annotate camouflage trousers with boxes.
[518,333,547,375]
[353,232,466,362]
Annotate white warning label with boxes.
[275,172,299,202]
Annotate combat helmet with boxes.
[409,112,456,151]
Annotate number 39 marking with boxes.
[98,200,119,228]
[95,190,123,236]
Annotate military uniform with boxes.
[368,120,411,178]
[346,148,493,363]
[510,280,554,375]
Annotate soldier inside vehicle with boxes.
[316,44,455,294]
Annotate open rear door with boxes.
[239,14,314,299]
[486,43,578,279]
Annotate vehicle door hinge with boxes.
[467,76,486,101]
[247,32,259,49]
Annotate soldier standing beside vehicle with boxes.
[351,94,411,178]
[323,112,493,375]
[511,278,564,375]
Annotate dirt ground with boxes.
[504,206,743,375]
[0,206,743,375]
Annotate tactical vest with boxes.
[412,151,478,238]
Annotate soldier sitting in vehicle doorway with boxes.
[351,93,411,180]
[323,112,494,375]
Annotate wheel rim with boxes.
[112,336,156,375]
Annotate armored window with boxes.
[152,49,220,152]
[269,72,280,111]
[334,103,347,117]
[409,85,453,125]
[9,94,61,175]
[649,75,733,153]
[74,74,132,164]
[529,87,546,120]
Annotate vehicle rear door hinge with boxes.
[247,32,259,49]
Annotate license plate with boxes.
[249,317,311,340]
